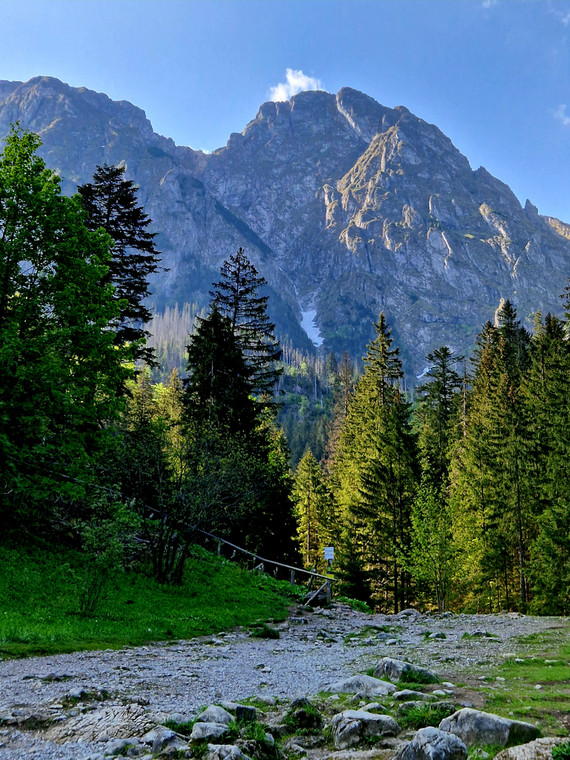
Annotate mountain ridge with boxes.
[1,76,568,375]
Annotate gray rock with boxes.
[395,726,468,760]
[327,674,397,697]
[191,722,231,742]
[196,706,234,726]
[439,709,540,748]
[207,745,252,760]
[375,658,439,684]
[235,705,257,723]
[331,709,400,749]
[494,738,569,760]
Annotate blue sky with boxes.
[2,0,570,221]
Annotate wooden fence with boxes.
[196,527,335,606]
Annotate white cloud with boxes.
[482,0,498,8]
[555,104,570,125]
[269,69,322,102]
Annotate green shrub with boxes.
[250,623,280,639]
[398,702,455,729]
[552,742,570,760]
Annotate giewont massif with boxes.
[0,76,568,376]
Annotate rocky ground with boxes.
[0,604,567,759]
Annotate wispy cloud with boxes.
[548,3,570,25]
[482,0,498,8]
[269,69,322,102]
[555,104,570,125]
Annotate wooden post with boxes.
[290,570,295,586]
[325,580,332,606]
[217,542,222,556]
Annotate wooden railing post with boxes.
[290,570,295,586]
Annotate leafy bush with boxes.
[552,742,570,760]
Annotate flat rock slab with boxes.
[327,674,397,697]
[439,709,540,748]
[44,703,154,743]
[395,727,468,760]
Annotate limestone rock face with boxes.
[2,77,569,374]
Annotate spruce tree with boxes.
[210,247,282,399]
[183,307,258,436]
[78,164,161,363]
[448,302,531,610]
[329,314,417,611]
[416,346,463,486]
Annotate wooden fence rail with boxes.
[195,527,335,605]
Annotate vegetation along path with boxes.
[0,604,568,759]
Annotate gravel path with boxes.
[0,605,566,760]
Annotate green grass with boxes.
[0,542,299,659]
[398,702,455,730]
[481,629,570,736]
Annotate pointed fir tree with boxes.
[416,346,463,487]
[183,307,258,437]
[329,313,417,611]
[448,302,532,611]
[78,164,161,364]
[210,247,282,400]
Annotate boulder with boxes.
[235,705,257,723]
[196,705,234,725]
[191,722,231,742]
[327,674,397,697]
[375,658,439,684]
[331,709,400,749]
[439,709,540,748]
[207,745,252,760]
[395,726,468,760]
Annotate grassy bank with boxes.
[484,629,570,736]
[0,543,298,659]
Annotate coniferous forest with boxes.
[1,128,569,620]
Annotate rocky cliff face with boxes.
[1,76,568,375]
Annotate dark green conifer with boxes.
[78,164,161,363]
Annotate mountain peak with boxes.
[0,76,567,374]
